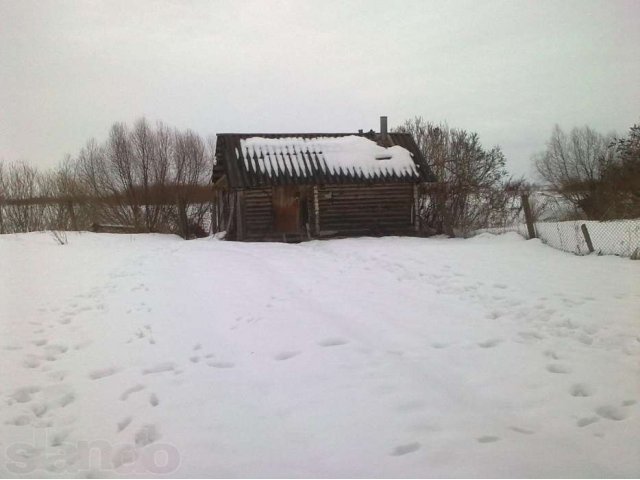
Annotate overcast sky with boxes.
[1,0,639,178]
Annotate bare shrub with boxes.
[1,118,214,238]
[604,122,640,219]
[396,117,519,236]
[50,230,68,245]
[533,125,617,219]
[0,161,48,233]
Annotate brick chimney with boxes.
[377,116,391,147]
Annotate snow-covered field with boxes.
[1,232,639,478]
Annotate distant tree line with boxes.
[2,115,637,239]
[0,118,215,238]
[533,121,640,220]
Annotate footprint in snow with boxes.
[23,356,41,369]
[120,384,145,401]
[318,338,349,347]
[149,393,159,407]
[386,349,404,356]
[510,426,535,435]
[546,364,572,374]
[577,416,599,427]
[142,362,175,375]
[207,361,235,369]
[518,331,544,341]
[54,392,75,408]
[577,334,594,346]
[478,338,502,349]
[112,445,138,468]
[569,383,594,397]
[595,405,628,421]
[50,430,70,447]
[7,415,31,426]
[134,424,160,447]
[10,386,41,404]
[31,403,47,418]
[274,351,301,361]
[44,345,69,356]
[89,367,120,380]
[477,435,500,443]
[544,350,560,360]
[117,416,132,433]
[74,340,92,350]
[12,444,39,461]
[3,344,23,351]
[47,370,67,382]
[390,442,421,456]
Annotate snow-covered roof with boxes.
[214,132,434,188]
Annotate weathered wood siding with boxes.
[233,183,415,241]
[244,188,273,241]
[317,183,414,236]
[272,186,300,234]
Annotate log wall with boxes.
[244,188,274,241]
[317,184,414,236]
[226,183,416,241]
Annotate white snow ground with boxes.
[0,232,639,478]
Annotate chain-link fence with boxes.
[474,191,640,259]
[531,193,640,258]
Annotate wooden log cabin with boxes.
[212,117,436,241]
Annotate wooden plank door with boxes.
[272,186,300,233]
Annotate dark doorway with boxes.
[272,186,300,233]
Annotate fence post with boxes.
[521,193,536,239]
[581,224,595,253]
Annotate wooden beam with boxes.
[581,224,595,253]
[313,186,320,235]
[236,190,245,241]
[413,183,420,233]
[521,193,536,239]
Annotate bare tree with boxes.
[604,122,640,218]
[106,122,141,227]
[1,161,47,233]
[396,117,515,236]
[0,161,5,234]
[148,121,173,230]
[172,130,211,238]
[131,118,175,232]
[1,118,214,238]
[533,125,615,218]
